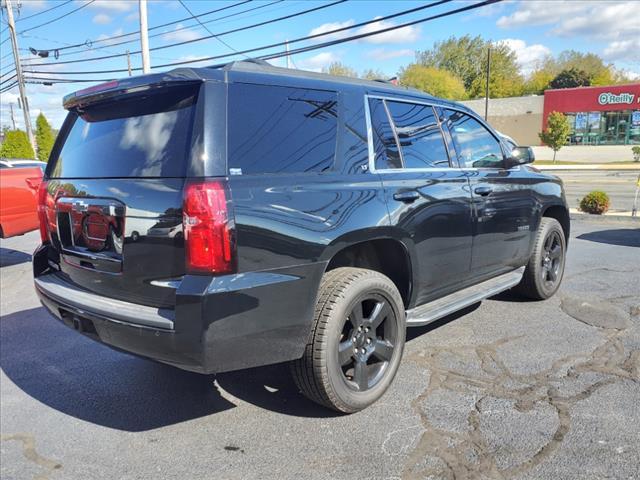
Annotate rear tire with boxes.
[291,267,406,413]
[516,217,566,300]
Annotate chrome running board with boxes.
[406,267,525,327]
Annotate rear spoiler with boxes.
[62,70,206,110]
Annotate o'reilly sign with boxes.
[597,92,636,105]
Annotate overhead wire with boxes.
[23,0,502,83]
[18,0,96,35]
[24,0,451,74]
[15,0,74,23]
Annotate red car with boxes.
[0,161,43,238]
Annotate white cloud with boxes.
[498,39,551,75]
[92,13,112,25]
[497,1,640,63]
[604,39,640,63]
[298,52,340,72]
[162,24,201,43]
[96,28,124,47]
[366,48,414,61]
[357,17,420,44]
[19,0,48,10]
[309,20,355,41]
[125,12,139,22]
[88,0,134,12]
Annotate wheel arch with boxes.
[541,204,570,244]
[321,233,414,309]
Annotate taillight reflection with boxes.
[37,180,49,243]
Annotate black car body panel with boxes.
[34,61,569,373]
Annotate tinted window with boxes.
[386,101,449,169]
[368,98,401,170]
[228,84,337,174]
[51,86,197,178]
[446,110,504,168]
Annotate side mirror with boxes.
[507,146,534,167]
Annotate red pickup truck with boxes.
[0,161,44,238]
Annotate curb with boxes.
[570,212,640,223]
[535,164,640,171]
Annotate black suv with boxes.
[33,61,569,412]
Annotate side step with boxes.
[406,267,525,327]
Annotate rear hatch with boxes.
[42,80,203,308]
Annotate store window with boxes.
[567,110,639,145]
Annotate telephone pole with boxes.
[126,50,132,76]
[484,46,491,121]
[138,0,151,73]
[9,103,17,130]
[285,40,291,69]
[4,0,36,153]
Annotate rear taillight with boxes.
[37,180,49,243]
[183,179,236,274]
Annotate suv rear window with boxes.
[50,85,198,178]
[228,83,337,175]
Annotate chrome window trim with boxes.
[363,93,507,174]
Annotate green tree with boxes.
[35,112,55,162]
[415,35,523,98]
[399,64,467,100]
[0,130,35,159]
[523,69,555,95]
[539,112,570,163]
[361,68,386,81]
[549,68,591,89]
[322,62,358,78]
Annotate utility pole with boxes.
[126,50,132,76]
[138,0,151,74]
[9,103,17,130]
[285,40,291,69]
[484,46,491,121]
[5,0,36,153]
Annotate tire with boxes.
[516,217,566,300]
[291,267,406,413]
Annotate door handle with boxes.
[393,191,420,203]
[474,186,493,196]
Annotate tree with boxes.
[0,130,35,159]
[523,69,555,95]
[415,35,523,98]
[35,112,55,162]
[539,112,570,162]
[322,62,358,78]
[399,64,467,100]
[361,68,386,81]
[549,68,591,89]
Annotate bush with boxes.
[632,146,640,162]
[579,191,610,215]
[0,129,35,159]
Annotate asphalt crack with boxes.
[399,297,638,480]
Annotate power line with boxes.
[15,0,74,23]
[0,80,18,93]
[24,0,447,74]
[25,0,253,55]
[178,0,244,57]
[22,0,350,68]
[24,0,502,82]
[17,0,96,35]
[0,73,17,86]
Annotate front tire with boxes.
[516,217,566,300]
[291,267,406,413]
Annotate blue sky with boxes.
[1,0,639,129]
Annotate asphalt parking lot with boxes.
[1,218,638,480]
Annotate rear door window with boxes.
[385,100,450,169]
[228,84,337,175]
[50,85,198,178]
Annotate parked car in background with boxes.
[0,163,43,238]
[33,61,569,412]
[1,158,47,174]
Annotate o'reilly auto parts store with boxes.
[461,83,640,147]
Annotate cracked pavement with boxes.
[1,219,639,480]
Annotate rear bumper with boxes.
[33,244,325,374]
